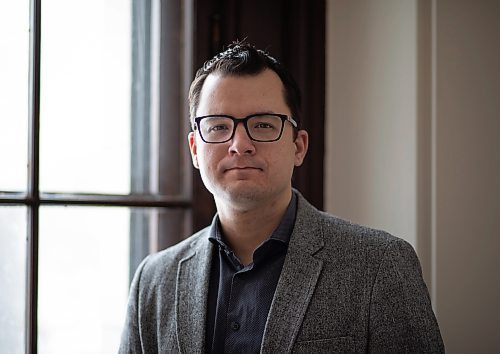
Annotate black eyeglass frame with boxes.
[193,113,298,143]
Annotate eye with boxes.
[253,122,275,129]
[207,124,230,132]
[201,117,232,134]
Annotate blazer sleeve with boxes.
[118,256,150,354]
[369,239,445,353]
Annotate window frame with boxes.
[0,0,194,352]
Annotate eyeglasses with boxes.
[193,113,298,143]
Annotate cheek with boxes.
[267,145,296,174]
[196,145,223,172]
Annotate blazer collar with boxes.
[175,220,215,353]
[175,191,325,354]
[261,191,325,353]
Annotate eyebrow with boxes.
[198,111,282,117]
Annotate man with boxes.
[119,43,444,353]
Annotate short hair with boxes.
[188,42,302,129]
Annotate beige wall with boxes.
[325,0,418,247]
[325,0,500,352]
[434,1,500,352]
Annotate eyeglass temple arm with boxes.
[287,116,298,128]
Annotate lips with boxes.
[224,166,262,172]
[221,160,264,173]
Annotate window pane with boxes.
[0,2,29,192]
[38,206,130,354]
[38,206,190,353]
[40,0,131,194]
[0,206,27,354]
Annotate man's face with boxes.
[188,69,308,209]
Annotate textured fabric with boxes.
[118,190,444,353]
[205,193,296,354]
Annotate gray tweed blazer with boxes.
[119,192,444,353]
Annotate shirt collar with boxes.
[208,191,297,250]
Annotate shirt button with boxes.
[231,321,240,331]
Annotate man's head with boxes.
[187,43,308,209]
[189,42,302,128]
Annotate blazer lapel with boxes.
[261,193,325,354]
[175,232,214,354]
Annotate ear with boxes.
[188,132,199,169]
[293,130,309,167]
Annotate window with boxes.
[0,0,193,353]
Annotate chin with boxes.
[203,175,289,206]
[218,183,267,204]
[225,184,260,199]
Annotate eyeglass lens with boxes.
[199,115,284,142]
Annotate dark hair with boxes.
[188,42,302,129]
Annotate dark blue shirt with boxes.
[205,193,297,354]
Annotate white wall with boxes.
[434,1,500,352]
[325,0,418,247]
[325,0,500,352]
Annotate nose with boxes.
[228,122,256,155]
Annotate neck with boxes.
[215,189,292,266]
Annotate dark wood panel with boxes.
[193,0,325,230]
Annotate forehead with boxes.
[196,69,289,116]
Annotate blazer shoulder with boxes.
[325,212,400,241]
[309,205,403,245]
[136,226,211,285]
[303,204,416,265]
[318,211,423,282]
[294,190,412,257]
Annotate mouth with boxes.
[221,159,264,173]
[225,166,262,172]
